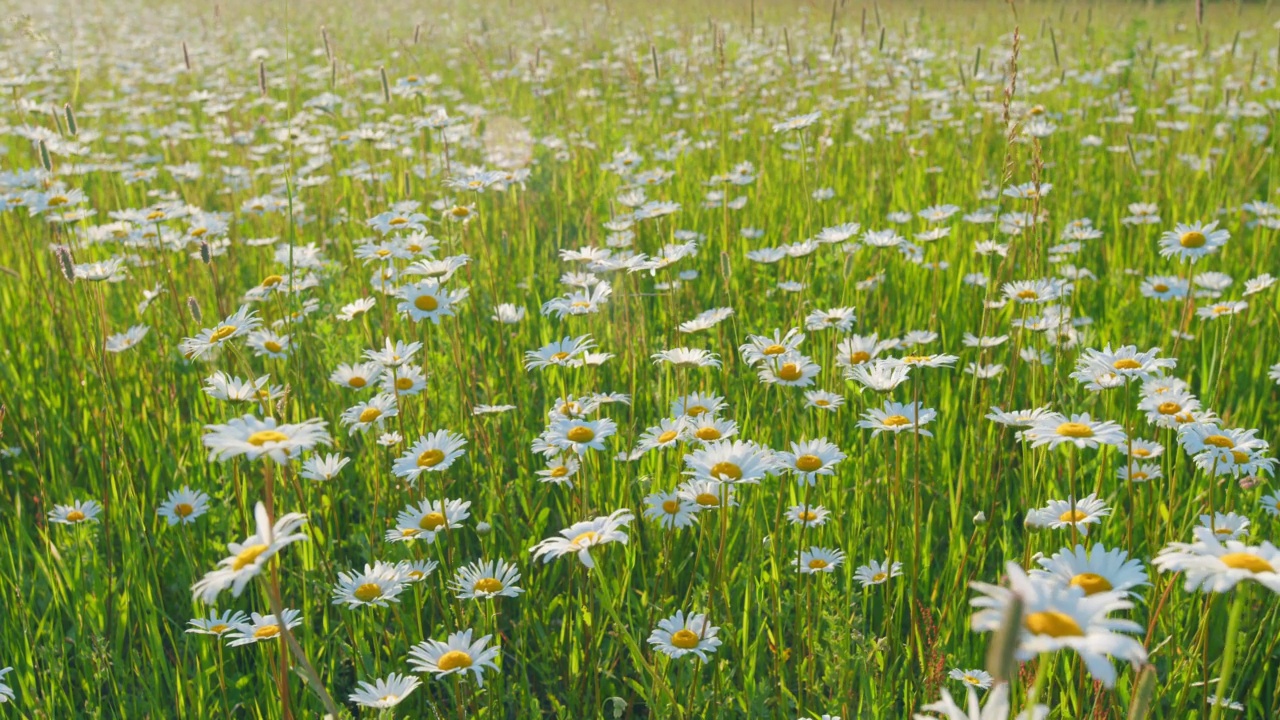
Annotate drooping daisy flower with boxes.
[348,672,421,709]
[407,629,500,686]
[846,358,912,392]
[105,324,150,353]
[651,347,721,369]
[299,453,351,482]
[191,502,309,603]
[914,684,1048,720]
[530,509,634,569]
[186,609,250,637]
[648,611,722,661]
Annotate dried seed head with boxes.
[38,140,53,173]
[380,66,390,103]
[985,592,1023,683]
[182,41,191,71]
[63,103,78,136]
[1127,664,1158,720]
[187,296,203,324]
[55,247,76,283]
[198,241,212,265]
[258,60,267,96]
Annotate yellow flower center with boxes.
[1113,358,1142,370]
[571,531,599,546]
[419,512,446,531]
[694,427,721,441]
[1058,509,1088,523]
[1069,573,1113,595]
[797,510,817,521]
[146,210,166,221]
[418,449,446,467]
[807,558,829,569]
[247,430,289,446]
[695,493,719,506]
[414,295,439,312]
[254,624,280,639]
[1133,448,1151,457]
[814,400,831,407]
[847,350,871,364]
[233,544,269,570]
[570,300,591,308]
[882,415,911,427]
[262,274,284,287]
[437,650,473,671]
[354,583,383,602]
[209,325,237,342]
[66,510,86,522]
[358,407,383,423]
[191,227,208,237]
[1230,449,1250,464]
[1024,611,1084,638]
[550,351,571,361]
[1131,471,1149,481]
[396,377,414,390]
[48,195,69,206]
[264,341,283,353]
[901,355,930,364]
[566,426,595,443]
[686,405,708,416]
[670,629,701,649]
[348,376,367,388]
[762,343,787,355]
[657,430,679,444]
[794,454,823,472]
[175,503,195,518]
[1218,553,1272,573]
[1056,422,1094,438]
[473,578,504,594]
[777,363,803,381]
[1204,435,1234,448]
[1157,402,1181,415]
[661,499,680,514]
[1016,289,1039,300]
[389,217,409,226]
[1152,283,1170,293]
[872,572,888,583]
[1179,231,1206,248]
[451,206,471,218]
[208,623,229,634]
[709,462,742,481]
[549,465,570,478]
